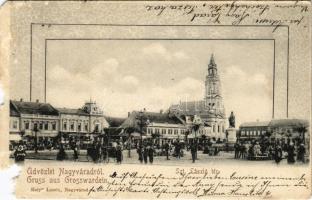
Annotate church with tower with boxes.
[169,54,227,138]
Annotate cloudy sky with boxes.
[46,40,274,124]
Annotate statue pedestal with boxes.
[226,128,237,143]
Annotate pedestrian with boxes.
[73,143,78,161]
[234,142,239,159]
[254,142,261,156]
[274,143,283,164]
[164,142,170,160]
[94,142,101,163]
[175,141,181,159]
[143,145,148,164]
[57,144,67,161]
[287,142,295,164]
[137,144,143,163]
[116,142,123,164]
[14,140,26,162]
[190,142,197,163]
[238,142,242,158]
[268,144,273,160]
[240,142,246,159]
[102,145,108,163]
[248,144,254,159]
[297,143,305,163]
[148,145,154,164]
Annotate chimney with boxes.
[160,109,163,114]
[20,98,23,102]
[128,112,130,117]
[36,99,39,103]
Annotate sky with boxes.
[46,40,274,125]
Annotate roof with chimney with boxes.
[10,100,59,116]
[10,102,20,117]
[120,111,184,130]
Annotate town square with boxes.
[10,52,309,165]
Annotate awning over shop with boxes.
[9,134,21,141]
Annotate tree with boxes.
[136,110,149,143]
[191,118,202,159]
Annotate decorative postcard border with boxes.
[29,24,290,118]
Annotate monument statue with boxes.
[229,111,235,128]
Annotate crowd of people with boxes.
[53,139,201,164]
[234,139,306,164]
[13,136,308,165]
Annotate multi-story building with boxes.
[57,100,109,138]
[169,54,227,139]
[238,121,270,141]
[10,99,60,144]
[238,119,309,142]
[9,99,109,147]
[121,111,187,144]
[145,112,187,144]
[120,110,219,145]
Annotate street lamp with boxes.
[125,127,135,158]
[192,116,202,159]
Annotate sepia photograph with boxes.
[0,0,311,199]
[9,39,309,166]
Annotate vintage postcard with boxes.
[0,0,311,199]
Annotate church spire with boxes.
[208,54,217,75]
[209,54,215,66]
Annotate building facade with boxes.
[238,121,270,141]
[238,119,309,142]
[145,112,187,143]
[169,54,227,139]
[57,101,109,137]
[121,111,187,143]
[9,99,109,147]
[10,99,60,145]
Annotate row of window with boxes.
[241,130,267,136]
[10,120,101,133]
[62,121,101,132]
[19,121,57,131]
[146,125,225,136]
[63,121,89,132]
[147,128,186,135]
